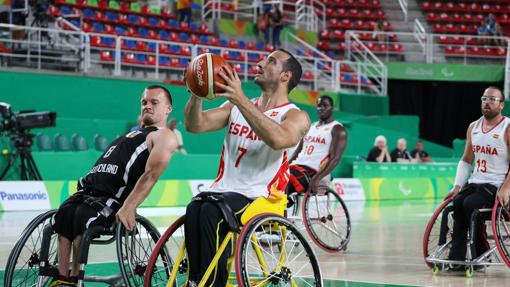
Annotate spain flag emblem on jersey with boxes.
[493,133,500,139]
[270,111,279,117]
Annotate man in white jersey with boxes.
[287,95,347,199]
[183,49,310,287]
[448,86,510,266]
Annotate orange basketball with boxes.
[184,53,232,101]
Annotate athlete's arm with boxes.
[497,124,510,206]
[184,96,233,133]
[215,68,311,149]
[116,129,177,230]
[449,123,475,199]
[308,125,347,194]
[289,139,304,164]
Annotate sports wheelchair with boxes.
[287,173,351,253]
[423,196,510,277]
[4,209,161,287]
[143,194,323,287]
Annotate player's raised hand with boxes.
[215,67,245,104]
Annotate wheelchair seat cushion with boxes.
[240,196,288,225]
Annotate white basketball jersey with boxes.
[469,116,510,187]
[210,99,299,199]
[293,120,342,171]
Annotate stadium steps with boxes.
[380,0,446,62]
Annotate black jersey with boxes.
[78,127,158,203]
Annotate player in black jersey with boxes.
[49,85,177,287]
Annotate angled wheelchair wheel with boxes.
[143,215,186,287]
[4,209,58,287]
[302,188,351,252]
[117,215,162,287]
[492,200,510,268]
[235,214,323,287]
[423,197,454,268]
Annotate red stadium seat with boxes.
[159,44,170,54]
[147,55,156,66]
[303,71,313,80]
[100,51,114,62]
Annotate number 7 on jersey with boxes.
[235,147,248,168]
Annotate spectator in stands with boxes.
[270,6,283,48]
[168,118,187,154]
[410,140,432,163]
[477,20,490,45]
[372,19,386,44]
[390,138,412,163]
[485,13,497,31]
[366,135,391,162]
[177,0,192,25]
[492,22,505,46]
[256,9,270,44]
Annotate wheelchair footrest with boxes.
[38,265,59,278]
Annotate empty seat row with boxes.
[317,41,403,53]
[90,35,272,56]
[320,29,398,42]
[426,12,510,24]
[319,8,385,19]
[50,5,209,35]
[36,134,110,152]
[328,19,392,31]
[322,0,381,9]
[438,35,507,45]
[432,23,478,34]
[423,1,510,13]
[444,45,507,56]
[54,0,173,18]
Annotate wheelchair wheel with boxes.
[235,214,323,287]
[117,215,162,287]
[4,209,58,287]
[492,200,510,268]
[302,188,351,252]
[144,215,186,287]
[423,197,453,268]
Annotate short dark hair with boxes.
[486,86,504,101]
[278,49,302,92]
[146,85,173,105]
[319,95,334,106]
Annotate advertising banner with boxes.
[0,181,51,211]
[385,62,504,82]
[331,178,365,201]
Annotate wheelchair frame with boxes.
[4,209,161,287]
[423,197,510,277]
[143,197,323,287]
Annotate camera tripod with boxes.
[0,132,42,180]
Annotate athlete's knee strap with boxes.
[193,193,240,232]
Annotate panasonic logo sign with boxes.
[0,190,48,200]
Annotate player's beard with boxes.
[482,107,499,120]
[142,115,155,126]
